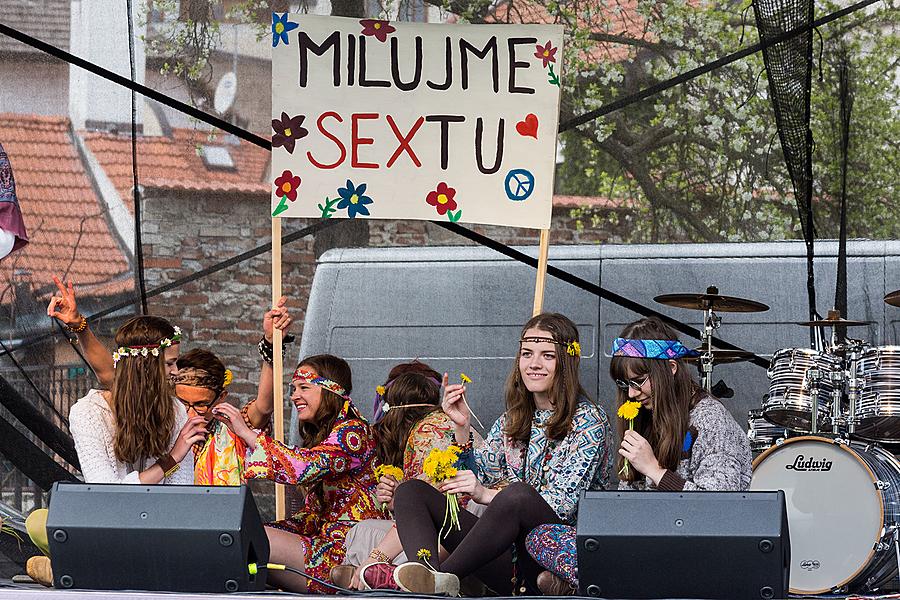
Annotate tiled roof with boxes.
[82,128,271,210]
[0,0,70,55]
[0,113,133,299]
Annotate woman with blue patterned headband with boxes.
[526,316,752,594]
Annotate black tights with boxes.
[394,480,562,595]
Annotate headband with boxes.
[292,367,350,400]
[611,338,699,360]
[172,367,232,391]
[112,326,183,367]
[373,375,441,424]
[519,336,582,358]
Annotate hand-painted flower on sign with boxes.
[534,41,557,68]
[426,182,458,215]
[274,170,301,201]
[272,13,299,47]
[336,180,374,218]
[272,113,308,154]
[360,19,396,43]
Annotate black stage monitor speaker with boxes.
[46,482,269,593]
[576,490,789,599]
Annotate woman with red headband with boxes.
[214,354,381,594]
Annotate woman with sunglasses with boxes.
[525,316,752,594]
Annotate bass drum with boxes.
[751,437,900,595]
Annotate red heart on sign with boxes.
[516,114,539,139]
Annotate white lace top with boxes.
[69,389,194,484]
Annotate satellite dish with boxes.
[214,72,237,115]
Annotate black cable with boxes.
[435,222,771,369]
[125,0,148,314]
[558,0,880,133]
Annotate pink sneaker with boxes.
[360,562,399,590]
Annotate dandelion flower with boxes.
[460,373,472,384]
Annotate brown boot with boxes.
[330,565,356,589]
[537,570,575,596]
[26,556,53,587]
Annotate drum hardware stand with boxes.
[700,305,721,393]
[807,368,821,434]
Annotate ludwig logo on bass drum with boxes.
[799,560,820,571]
[785,455,833,472]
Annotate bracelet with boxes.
[154,453,179,477]
[368,548,391,563]
[257,334,296,365]
[456,430,475,453]
[65,316,88,333]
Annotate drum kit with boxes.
[655,287,900,596]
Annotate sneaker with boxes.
[537,570,575,596]
[394,562,460,596]
[360,562,399,590]
[330,564,356,589]
[26,556,53,588]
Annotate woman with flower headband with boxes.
[66,315,205,484]
[332,361,484,590]
[363,313,613,595]
[213,354,381,594]
[526,316,752,594]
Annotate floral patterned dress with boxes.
[243,401,381,593]
[473,398,613,524]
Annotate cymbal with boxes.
[683,349,757,364]
[654,291,769,312]
[886,290,900,307]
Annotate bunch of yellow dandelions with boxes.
[423,445,462,544]
[373,465,404,511]
[617,401,641,478]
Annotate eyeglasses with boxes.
[614,374,649,391]
[177,396,220,413]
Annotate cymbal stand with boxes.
[845,339,864,436]
[700,304,721,394]
[806,368,820,435]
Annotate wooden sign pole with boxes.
[272,217,286,521]
[532,229,550,316]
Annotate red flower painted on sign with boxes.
[360,19,396,43]
[426,182,458,216]
[274,170,301,201]
[534,41,557,68]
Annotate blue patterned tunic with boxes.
[473,398,613,524]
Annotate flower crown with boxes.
[112,327,183,367]
[519,336,581,358]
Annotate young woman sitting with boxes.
[333,361,484,590]
[214,354,381,594]
[367,313,614,595]
[526,316,753,594]
[67,316,204,484]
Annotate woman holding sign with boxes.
[360,313,613,595]
[525,317,752,594]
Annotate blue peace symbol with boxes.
[505,169,535,201]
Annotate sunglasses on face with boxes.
[614,374,649,391]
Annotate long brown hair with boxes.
[611,317,703,482]
[111,316,178,464]
[373,362,442,467]
[504,313,589,442]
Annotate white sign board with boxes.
[271,14,563,229]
